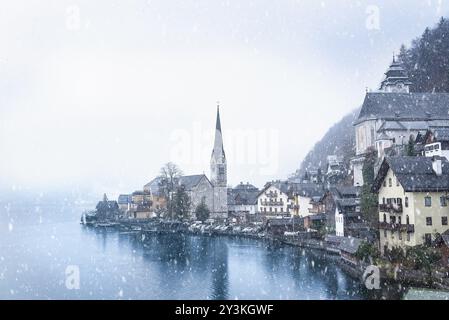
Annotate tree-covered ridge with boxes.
[298,108,359,176]
[399,17,449,93]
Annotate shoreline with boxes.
[85,220,449,293]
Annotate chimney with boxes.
[432,157,443,176]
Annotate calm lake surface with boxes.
[0,197,402,300]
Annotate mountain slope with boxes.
[298,108,359,175]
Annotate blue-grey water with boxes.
[0,194,400,300]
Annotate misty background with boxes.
[1,0,448,200]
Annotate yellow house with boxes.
[373,156,449,254]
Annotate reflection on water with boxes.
[0,209,405,300]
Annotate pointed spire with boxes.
[215,102,222,133]
[212,102,225,158]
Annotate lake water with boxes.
[0,197,402,300]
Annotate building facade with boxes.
[373,156,449,254]
[257,182,292,217]
[228,182,259,216]
[351,58,449,186]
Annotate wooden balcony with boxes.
[379,203,403,213]
[262,201,284,206]
[379,222,414,233]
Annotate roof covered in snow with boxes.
[338,237,363,254]
[178,174,211,190]
[355,92,449,125]
[373,156,449,192]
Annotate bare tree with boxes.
[158,162,183,219]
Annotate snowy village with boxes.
[85,54,449,295]
[3,1,449,303]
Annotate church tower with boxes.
[379,55,412,93]
[210,104,228,219]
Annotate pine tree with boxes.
[172,186,191,221]
[195,198,210,222]
[360,151,378,228]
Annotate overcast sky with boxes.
[1,0,448,197]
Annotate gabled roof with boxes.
[233,182,258,191]
[432,128,449,142]
[144,177,163,195]
[179,174,211,190]
[258,180,291,197]
[355,92,449,125]
[373,156,449,192]
[228,184,259,206]
[442,230,449,247]
[290,183,325,198]
[118,194,132,204]
[335,186,361,198]
[338,237,363,254]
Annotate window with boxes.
[399,231,402,240]
[426,217,432,226]
[425,234,432,246]
[425,196,432,207]
[398,216,402,225]
[407,233,410,242]
[442,217,448,226]
[390,216,396,224]
[280,207,283,213]
[406,215,410,225]
[440,196,447,207]
[388,178,392,187]
[396,179,400,187]
[274,208,277,213]
[384,229,387,238]
[397,198,402,205]
[383,180,387,187]
[383,214,387,223]
[405,197,409,208]
[382,197,386,204]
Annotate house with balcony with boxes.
[422,128,449,160]
[257,181,293,217]
[373,156,449,255]
[322,186,363,237]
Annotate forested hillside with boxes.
[399,17,449,93]
[298,108,359,174]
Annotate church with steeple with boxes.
[351,55,449,186]
[210,105,228,218]
[159,104,228,221]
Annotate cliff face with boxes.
[298,108,360,176]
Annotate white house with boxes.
[257,181,292,217]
